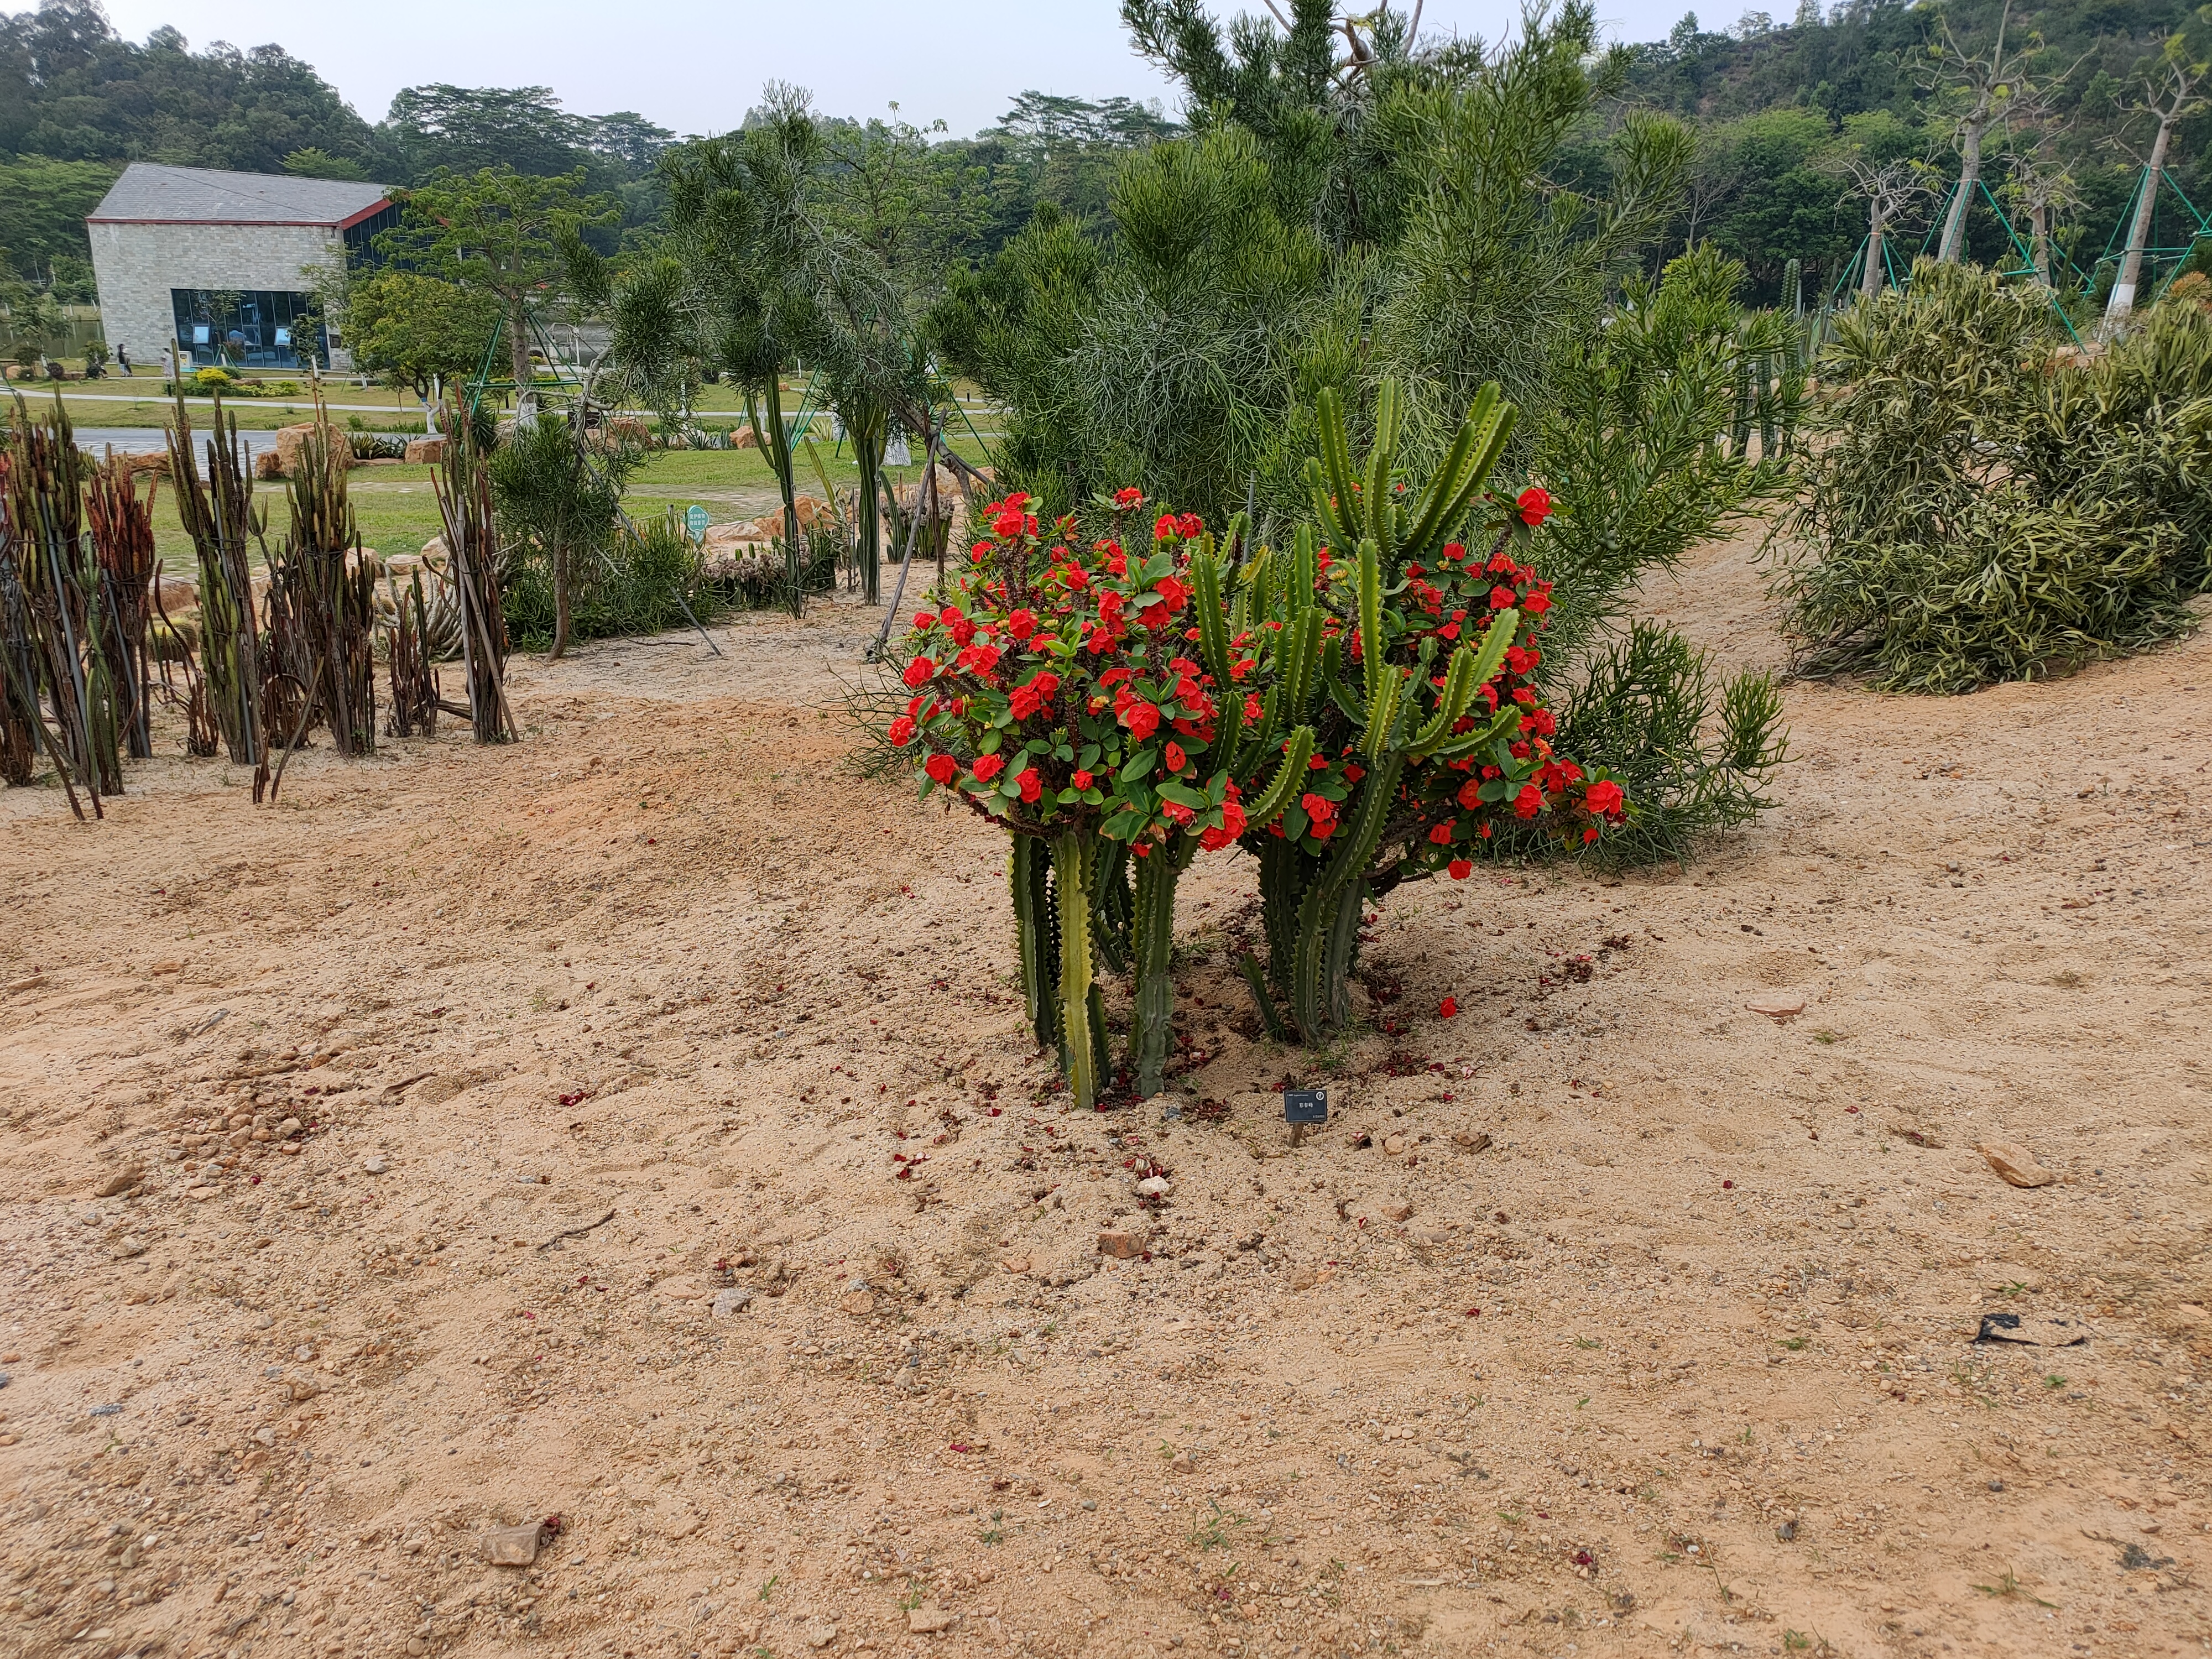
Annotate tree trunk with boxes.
[549,535,571,660]
[853,409,884,608]
[2104,116,2176,338]
[925,427,945,599]
[761,377,803,619]
[2030,202,2052,287]
[1861,204,1888,304]
[1937,111,1987,264]
[509,296,537,422]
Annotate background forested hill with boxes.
[2,0,2206,307]
[0,0,1176,300]
[1608,0,2211,301]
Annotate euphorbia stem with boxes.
[1052,832,1100,1110]
[1010,834,1058,1052]
[1258,837,1306,992]
[1092,841,1132,974]
[1130,841,1192,1098]
[1288,750,1404,1042]
[1291,877,1362,1041]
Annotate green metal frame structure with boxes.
[1822,158,2212,341]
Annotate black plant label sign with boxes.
[1283,1088,1329,1125]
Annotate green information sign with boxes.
[685,504,709,542]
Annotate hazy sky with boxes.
[95,0,1699,138]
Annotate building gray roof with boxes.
[88,163,390,228]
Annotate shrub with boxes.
[1773,261,2212,693]
[699,536,838,612]
[891,492,1308,1103]
[502,510,722,651]
[1506,621,1785,868]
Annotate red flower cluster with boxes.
[1394,541,1626,861]
[889,492,1252,858]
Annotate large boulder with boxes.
[273,421,355,478]
[404,437,447,466]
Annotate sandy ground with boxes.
[2,530,2209,1659]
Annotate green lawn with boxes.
[143,436,997,572]
[37,367,1000,434]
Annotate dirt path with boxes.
[1,541,2207,1659]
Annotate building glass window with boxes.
[343,204,400,269]
[170,289,329,369]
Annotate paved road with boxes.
[74,426,281,457]
[51,389,424,415]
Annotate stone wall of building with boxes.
[88,221,353,372]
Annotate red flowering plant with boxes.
[888,489,1308,1104]
[1389,516,1628,874]
[1232,380,1628,1041]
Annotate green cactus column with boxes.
[1091,840,1133,975]
[1010,833,1060,1054]
[1258,836,1308,993]
[1287,749,1405,1042]
[1129,839,1196,1098]
[1052,832,1104,1110]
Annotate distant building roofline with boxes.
[87,163,393,230]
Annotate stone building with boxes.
[86,164,396,374]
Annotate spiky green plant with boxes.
[166,390,266,773]
[1235,380,1532,1040]
[432,403,515,744]
[3,393,122,811]
[1110,529,1317,1095]
[273,416,377,757]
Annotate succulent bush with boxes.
[1228,382,1625,1040]
[878,382,1629,1093]
[890,492,1310,1105]
[1773,261,2212,693]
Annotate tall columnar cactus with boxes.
[166,392,266,771]
[1237,379,1545,1041]
[1117,534,1314,1095]
[1009,829,1112,1095]
[3,394,124,810]
[1281,541,1520,1040]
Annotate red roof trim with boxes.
[337,199,395,232]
